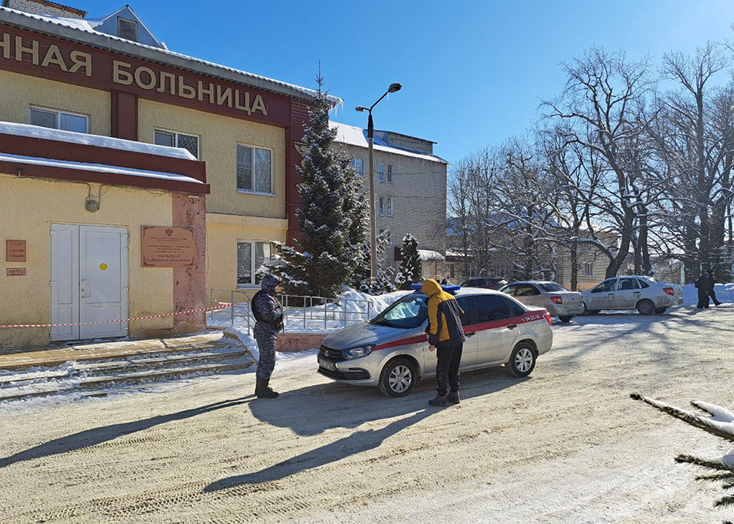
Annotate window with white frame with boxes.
[379,197,384,216]
[237,144,273,194]
[353,159,363,176]
[386,197,393,216]
[237,241,274,286]
[379,163,385,183]
[387,164,392,183]
[578,261,594,277]
[154,129,200,159]
[30,107,88,133]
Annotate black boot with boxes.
[428,394,448,407]
[447,391,460,404]
[255,379,279,399]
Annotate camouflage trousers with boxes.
[254,322,278,381]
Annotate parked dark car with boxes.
[460,277,509,290]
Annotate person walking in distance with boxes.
[421,279,466,407]
[706,268,722,306]
[696,269,710,309]
[252,274,284,399]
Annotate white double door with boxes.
[50,225,129,342]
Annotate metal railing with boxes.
[206,288,378,336]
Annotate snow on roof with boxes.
[0,6,341,107]
[330,121,448,164]
[0,152,204,184]
[0,122,197,160]
[418,249,445,262]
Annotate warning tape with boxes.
[0,303,233,329]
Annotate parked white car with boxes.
[581,276,683,315]
[317,287,554,397]
[500,281,584,323]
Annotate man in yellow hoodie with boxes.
[421,279,466,406]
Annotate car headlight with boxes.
[344,344,375,360]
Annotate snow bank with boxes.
[681,283,734,306]
[0,121,197,160]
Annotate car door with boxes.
[473,294,519,365]
[422,295,478,376]
[587,279,617,310]
[614,278,641,309]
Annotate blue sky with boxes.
[78,1,734,165]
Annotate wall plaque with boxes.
[141,227,195,268]
[6,268,26,277]
[6,240,26,263]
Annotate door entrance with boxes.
[50,225,129,342]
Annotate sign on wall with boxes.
[141,226,195,268]
[6,240,26,262]
[6,268,26,276]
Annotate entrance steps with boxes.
[0,332,254,402]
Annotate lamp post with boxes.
[356,82,402,282]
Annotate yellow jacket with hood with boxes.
[421,279,466,346]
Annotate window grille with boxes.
[118,17,138,42]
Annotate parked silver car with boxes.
[500,281,584,323]
[581,276,683,315]
[317,287,554,397]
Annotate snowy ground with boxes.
[1,298,733,522]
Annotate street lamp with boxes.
[356,82,402,282]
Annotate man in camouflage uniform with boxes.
[252,274,284,399]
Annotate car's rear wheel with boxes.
[654,307,667,315]
[378,358,417,398]
[637,299,655,315]
[506,342,537,378]
[559,316,573,323]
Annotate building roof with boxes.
[3,0,86,17]
[330,121,447,164]
[0,5,342,106]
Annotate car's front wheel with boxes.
[378,357,417,398]
[559,316,573,323]
[637,299,655,315]
[506,342,537,378]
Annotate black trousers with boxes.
[435,342,463,396]
[697,293,710,309]
[709,290,721,305]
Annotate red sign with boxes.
[6,268,26,276]
[6,240,26,262]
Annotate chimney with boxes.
[4,0,87,19]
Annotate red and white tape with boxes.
[0,303,233,329]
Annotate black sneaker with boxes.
[447,391,460,404]
[428,394,449,407]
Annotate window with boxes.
[473,295,511,323]
[618,278,640,291]
[387,164,392,183]
[539,283,568,292]
[30,107,88,133]
[378,229,392,244]
[237,241,274,286]
[592,279,617,293]
[155,130,200,159]
[578,261,594,277]
[379,163,385,183]
[353,159,363,176]
[502,297,526,318]
[637,279,650,288]
[379,197,384,216]
[515,285,541,297]
[237,144,273,194]
[456,296,473,327]
[118,17,138,42]
[386,197,393,216]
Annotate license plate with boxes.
[318,357,336,371]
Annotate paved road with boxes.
[1,307,733,523]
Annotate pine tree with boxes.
[354,230,396,294]
[271,72,368,298]
[396,233,423,290]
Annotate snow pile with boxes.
[681,283,734,306]
[216,288,410,358]
[0,122,197,160]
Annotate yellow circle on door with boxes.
[100,263,108,271]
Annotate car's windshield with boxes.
[371,293,427,329]
[539,283,567,292]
